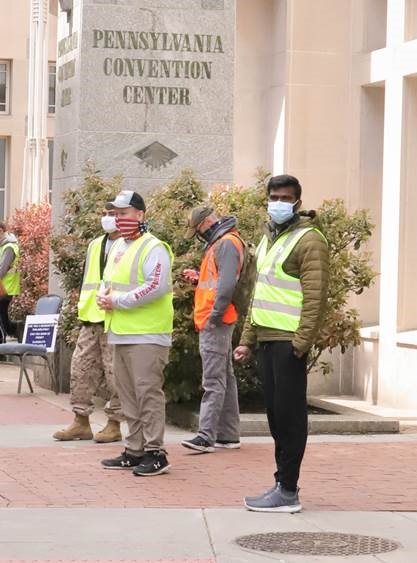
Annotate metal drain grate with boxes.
[236,532,401,556]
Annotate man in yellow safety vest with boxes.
[234,174,329,513]
[98,190,174,477]
[53,205,123,443]
[0,221,20,343]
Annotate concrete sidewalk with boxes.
[0,363,416,562]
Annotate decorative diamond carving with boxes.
[134,142,178,171]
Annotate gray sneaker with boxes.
[244,483,302,513]
[244,483,279,503]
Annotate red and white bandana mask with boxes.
[115,217,148,240]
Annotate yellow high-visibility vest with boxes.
[103,232,174,335]
[251,227,322,332]
[78,235,106,323]
[0,242,20,296]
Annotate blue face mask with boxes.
[267,200,297,225]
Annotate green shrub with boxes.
[309,199,377,375]
[148,171,376,403]
[147,169,269,403]
[50,167,376,406]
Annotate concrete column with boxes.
[22,0,50,205]
[377,0,406,403]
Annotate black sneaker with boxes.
[132,451,171,476]
[181,435,215,453]
[101,449,143,470]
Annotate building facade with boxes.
[2,0,417,409]
[0,0,57,218]
[236,0,417,410]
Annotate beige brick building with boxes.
[0,0,57,218]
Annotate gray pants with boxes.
[198,323,240,445]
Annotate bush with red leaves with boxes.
[7,200,52,320]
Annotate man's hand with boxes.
[182,268,199,285]
[233,345,252,363]
[292,346,304,359]
[97,288,114,310]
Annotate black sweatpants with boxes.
[0,296,15,343]
[258,340,308,491]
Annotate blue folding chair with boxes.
[0,295,62,394]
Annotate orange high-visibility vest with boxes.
[194,232,244,331]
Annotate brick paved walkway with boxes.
[2,383,417,562]
[0,395,72,424]
[1,441,417,511]
[1,393,417,512]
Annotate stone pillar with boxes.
[22,0,50,205]
[52,0,235,212]
[50,0,235,391]
[376,0,405,405]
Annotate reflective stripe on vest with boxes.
[0,242,20,296]
[194,232,244,331]
[103,232,174,335]
[251,227,317,332]
[78,235,106,323]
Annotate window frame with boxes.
[48,62,56,115]
[0,60,11,115]
[48,138,54,201]
[0,137,8,220]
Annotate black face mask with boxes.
[196,233,207,244]
[197,221,220,243]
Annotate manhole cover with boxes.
[236,532,401,556]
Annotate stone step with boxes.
[167,400,400,436]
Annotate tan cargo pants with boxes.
[71,323,122,421]
[114,343,169,456]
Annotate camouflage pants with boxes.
[70,323,122,421]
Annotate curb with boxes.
[167,401,400,436]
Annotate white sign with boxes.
[22,314,59,353]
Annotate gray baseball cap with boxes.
[185,205,214,239]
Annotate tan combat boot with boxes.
[53,414,93,441]
[94,420,122,443]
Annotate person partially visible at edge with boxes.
[234,174,329,513]
[53,205,124,443]
[98,190,174,477]
[181,206,244,454]
[0,221,20,343]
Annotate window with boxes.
[0,61,10,114]
[48,139,54,200]
[0,138,6,219]
[48,63,56,114]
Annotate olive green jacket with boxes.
[239,211,329,354]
